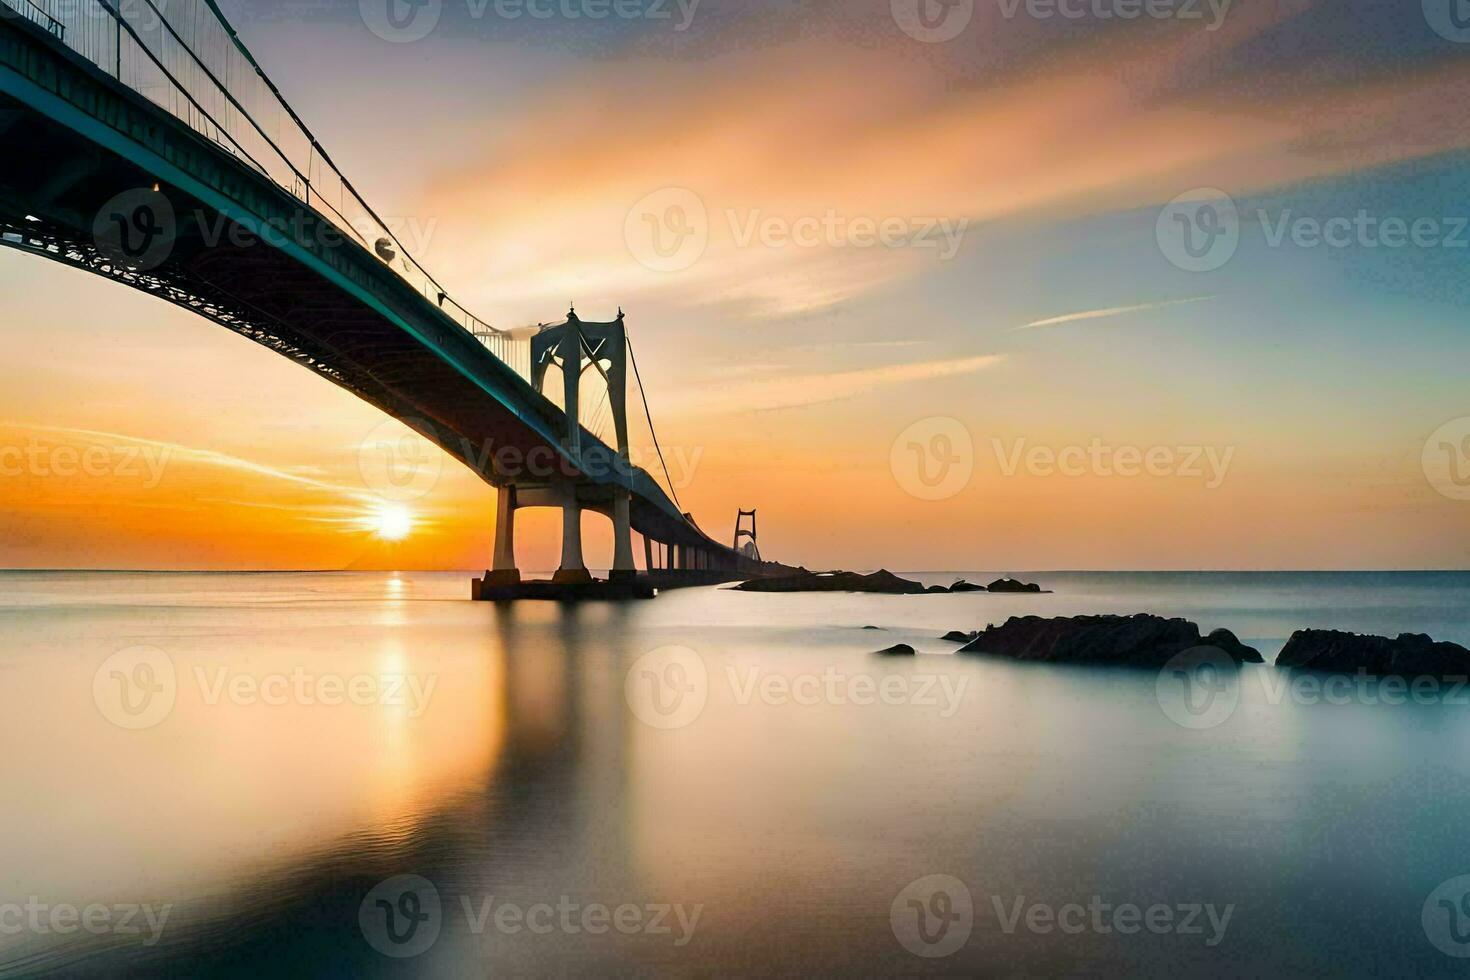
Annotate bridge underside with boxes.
[0,11,804,586]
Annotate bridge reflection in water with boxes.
[0,0,794,592]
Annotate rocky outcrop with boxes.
[1204,628,1260,665]
[949,580,986,593]
[1276,630,1470,676]
[875,644,917,656]
[987,578,1046,593]
[941,630,979,643]
[958,614,1263,666]
[735,569,927,595]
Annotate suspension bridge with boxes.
[0,0,794,596]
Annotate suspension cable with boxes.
[627,336,682,513]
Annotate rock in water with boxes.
[1205,628,1262,665]
[987,578,1045,593]
[1276,630,1470,677]
[875,644,917,657]
[940,631,979,643]
[735,569,928,594]
[958,614,1263,666]
[949,580,986,593]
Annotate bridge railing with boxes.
[0,0,532,379]
[4,0,61,38]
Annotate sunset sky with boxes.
[3,0,1470,570]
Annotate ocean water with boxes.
[2,570,1470,976]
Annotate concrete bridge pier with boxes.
[484,485,521,588]
[554,485,593,585]
[610,489,636,583]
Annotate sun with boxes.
[371,503,414,541]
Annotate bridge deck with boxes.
[0,9,782,564]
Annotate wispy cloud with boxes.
[1014,296,1217,331]
[669,354,1004,414]
[8,423,372,498]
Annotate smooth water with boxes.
[3,570,1470,977]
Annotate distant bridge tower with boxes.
[733,510,761,561]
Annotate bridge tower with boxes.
[733,510,761,562]
[517,308,636,584]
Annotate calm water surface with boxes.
[3,570,1470,977]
